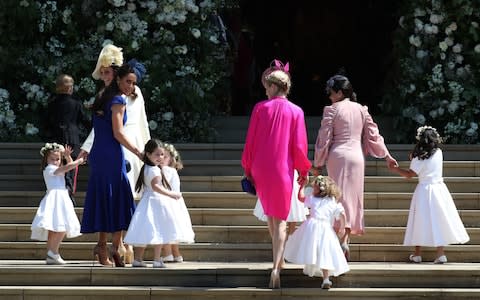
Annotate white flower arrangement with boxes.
[39,142,65,157]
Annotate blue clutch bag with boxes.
[241,177,256,195]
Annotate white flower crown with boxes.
[40,142,64,157]
[415,125,439,141]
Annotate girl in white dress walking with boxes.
[124,139,182,267]
[160,143,195,263]
[31,143,84,264]
[284,175,349,289]
[389,126,469,264]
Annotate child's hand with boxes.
[76,157,85,165]
[63,145,73,157]
[171,192,182,200]
[337,227,345,238]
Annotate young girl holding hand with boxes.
[124,139,182,267]
[284,175,349,289]
[389,126,469,263]
[31,143,84,264]
[160,143,195,263]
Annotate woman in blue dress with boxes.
[81,64,143,267]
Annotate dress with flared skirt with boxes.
[284,195,349,277]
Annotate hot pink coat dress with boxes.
[242,97,311,220]
[314,99,389,235]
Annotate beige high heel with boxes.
[124,244,134,264]
[269,269,281,289]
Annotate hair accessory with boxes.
[273,59,289,73]
[416,125,439,141]
[40,142,65,157]
[313,175,326,191]
[127,59,147,83]
[92,44,124,80]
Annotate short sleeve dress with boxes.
[81,96,136,233]
[403,149,469,246]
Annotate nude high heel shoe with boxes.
[93,242,113,266]
[268,269,281,289]
[124,244,134,264]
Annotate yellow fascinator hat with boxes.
[91,44,124,80]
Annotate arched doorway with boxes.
[227,0,400,115]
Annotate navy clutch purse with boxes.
[241,177,256,195]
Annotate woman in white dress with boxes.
[389,126,469,264]
[284,175,349,289]
[32,143,84,264]
[124,139,183,268]
[253,170,309,235]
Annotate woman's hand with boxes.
[311,166,321,176]
[385,154,398,169]
[77,149,88,161]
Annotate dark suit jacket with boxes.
[46,94,90,150]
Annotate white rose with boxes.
[445,37,454,46]
[148,120,158,130]
[439,41,448,51]
[162,112,174,121]
[456,55,464,64]
[471,122,478,130]
[474,44,480,53]
[191,28,201,39]
[106,22,114,31]
[452,43,462,53]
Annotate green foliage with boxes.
[0,0,235,142]
[382,0,480,143]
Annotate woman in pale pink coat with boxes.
[313,75,397,260]
[242,60,311,288]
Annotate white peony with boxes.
[148,120,158,130]
[162,112,174,121]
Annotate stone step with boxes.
[1,175,479,192]
[2,159,480,176]
[0,207,479,228]
[1,191,479,210]
[2,143,480,161]
[1,224,478,244]
[0,261,478,289]
[1,286,479,300]
[0,242,477,262]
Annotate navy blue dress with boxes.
[81,96,136,233]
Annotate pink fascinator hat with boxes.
[91,44,124,80]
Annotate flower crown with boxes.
[163,143,180,161]
[312,175,327,191]
[415,125,439,141]
[40,142,64,157]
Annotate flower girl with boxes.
[389,126,469,263]
[124,139,182,267]
[160,142,195,263]
[284,175,349,289]
[31,143,83,264]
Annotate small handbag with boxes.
[241,177,256,195]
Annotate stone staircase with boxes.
[0,142,480,299]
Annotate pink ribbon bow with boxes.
[273,59,289,73]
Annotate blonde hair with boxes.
[262,69,292,94]
[55,74,74,94]
[163,143,183,171]
[311,175,341,200]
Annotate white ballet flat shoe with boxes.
[408,254,422,263]
[433,255,447,264]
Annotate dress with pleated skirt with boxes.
[284,195,349,277]
[31,164,81,241]
[403,149,469,246]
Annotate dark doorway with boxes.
[227,0,400,115]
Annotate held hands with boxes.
[385,154,398,169]
[77,149,88,161]
[170,191,182,200]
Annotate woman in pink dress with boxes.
[313,75,398,260]
[242,60,311,289]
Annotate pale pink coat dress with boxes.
[314,99,390,235]
[242,97,311,220]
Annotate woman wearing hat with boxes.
[242,60,311,288]
[79,45,149,266]
[313,75,398,260]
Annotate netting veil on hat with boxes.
[91,44,124,80]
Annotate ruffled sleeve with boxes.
[361,106,389,158]
[314,105,336,167]
[43,164,57,177]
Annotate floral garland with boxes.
[415,125,440,141]
[39,142,64,157]
[163,142,180,162]
[312,175,327,192]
